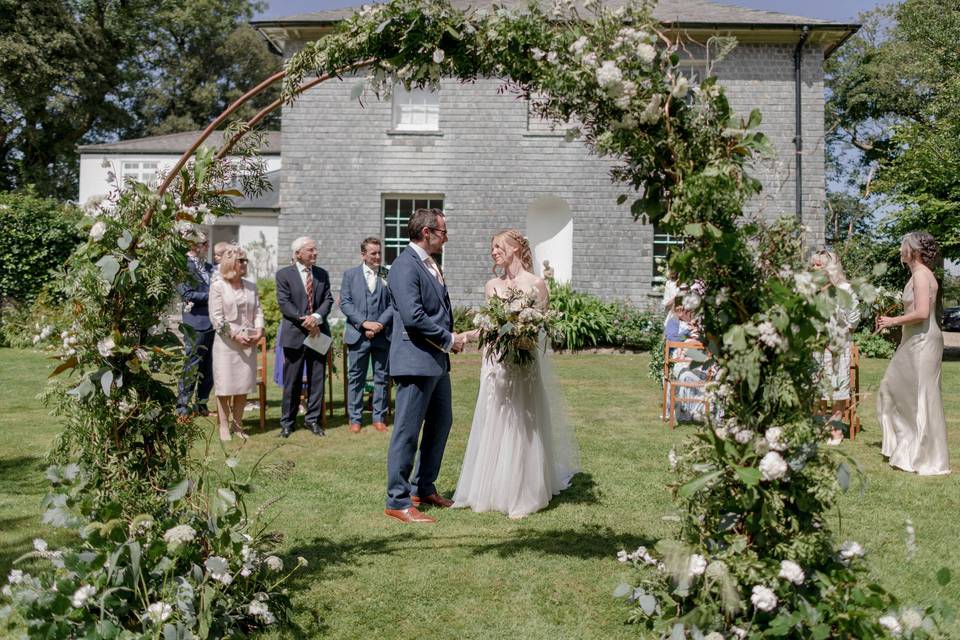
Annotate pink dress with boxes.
[209,279,263,396]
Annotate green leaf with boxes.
[678,469,722,498]
[937,567,952,586]
[166,479,190,503]
[49,355,79,378]
[837,463,851,492]
[616,194,628,205]
[117,229,132,250]
[811,624,831,640]
[747,108,762,129]
[735,466,761,486]
[872,262,888,277]
[638,594,657,615]
[216,487,237,506]
[96,255,121,284]
[128,259,140,283]
[100,370,113,396]
[613,583,632,598]
[684,223,703,237]
[375,18,392,34]
[351,80,366,100]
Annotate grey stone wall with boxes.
[278,40,828,310]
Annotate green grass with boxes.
[0,348,958,638]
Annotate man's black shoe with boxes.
[279,428,292,438]
[195,406,210,417]
[311,425,326,437]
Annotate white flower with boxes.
[89,221,107,241]
[546,51,558,64]
[97,336,116,358]
[731,627,748,639]
[570,36,589,55]
[778,560,805,585]
[668,448,678,470]
[507,298,525,313]
[71,584,97,608]
[248,599,276,624]
[297,556,309,567]
[793,271,818,298]
[163,524,196,548]
[750,585,778,612]
[671,75,690,99]
[581,52,598,68]
[757,321,783,350]
[226,457,239,469]
[205,556,233,584]
[265,555,283,572]
[714,427,729,440]
[879,615,902,636]
[900,608,923,631]
[531,47,545,61]
[839,540,865,560]
[142,602,173,624]
[734,429,754,444]
[765,427,787,452]
[759,451,788,481]
[704,633,724,640]
[596,61,623,92]
[682,292,701,311]
[432,49,445,64]
[617,549,629,563]
[636,43,656,65]
[639,93,663,124]
[7,570,27,585]
[688,554,707,576]
[33,539,48,553]
[518,307,542,324]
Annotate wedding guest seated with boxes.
[665,307,707,422]
[209,247,264,441]
[810,249,860,445]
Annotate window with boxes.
[652,224,683,284]
[392,86,439,132]
[382,196,444,267]
[121,161,159,187]
[676,59,709,86]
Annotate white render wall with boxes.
[279,41,828,308]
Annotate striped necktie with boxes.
[304,267,314,313]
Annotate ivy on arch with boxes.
[8,0,943,637]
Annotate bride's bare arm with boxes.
[533,277,549,309]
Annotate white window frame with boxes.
[652,224,683,285]
[391,86,440,132]
[120,161,159,187]
[676,59,709,86]
[382,195,444,268]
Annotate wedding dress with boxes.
[453,336,580,518]
[878,277,950,475]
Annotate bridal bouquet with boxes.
[473,288,557,367]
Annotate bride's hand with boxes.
[876,315,896,331]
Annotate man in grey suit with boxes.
[340,237,393,434]
[275,236,334,438]
[384,208,465,524]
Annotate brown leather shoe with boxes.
[348,422,362,434]
[383,507,436,524]
[411,493,454,508]
[372,421,388,432]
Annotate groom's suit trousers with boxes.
[386,373,453,510]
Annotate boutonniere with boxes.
[377,267,389,285]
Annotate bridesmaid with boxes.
[209,246,264,441]
[876,232,950,475]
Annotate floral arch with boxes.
[5,0,933,638]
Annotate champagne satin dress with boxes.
[877,277,950,475]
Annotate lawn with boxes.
[0,347,958,639]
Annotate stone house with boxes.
[78,131,283,278]
[187,1,862,309]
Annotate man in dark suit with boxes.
[340,236,393,434]
[176,235,215,418]
[275,236,334,438]
[384,209,465,524]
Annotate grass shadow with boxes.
[467,524,657,560]
[0,456,47,494]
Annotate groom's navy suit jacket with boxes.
[387,245,452,378]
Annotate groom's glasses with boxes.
[428,227,448,238]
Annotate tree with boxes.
[0,0,279,200]
[826,0,960,260]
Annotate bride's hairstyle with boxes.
[809,249,847,286]
[902,231,944,327]
[492,229,533,275]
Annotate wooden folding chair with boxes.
[256,337,268,431]
[844,343,862,440]
[662,339,710,429]
[296,347,335,429]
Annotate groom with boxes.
[384,208,465,524]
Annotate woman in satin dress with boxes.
[876,232,950,475]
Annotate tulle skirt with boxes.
[453,347,580,518]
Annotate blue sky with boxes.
[257,0,888,22]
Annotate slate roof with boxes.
[79,130,282,155]
[252,0,848,28]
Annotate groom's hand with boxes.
[451,332,466,353]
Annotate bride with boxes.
[453,229,580,519]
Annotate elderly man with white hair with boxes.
[275,236,334,438]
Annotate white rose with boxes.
[97,336,116,358]
[731,627,747,639]
[878,615,902,636]
[688,554,707,576]
[142,602,173,624]
[432,49,445,64]
[616,549,629,563]
[759,451,788,481]
[89,220,107,241]
[735,429,754,444]
[765,427,787,451]
[900,608,923,631]
[778,560,805,585]
[71,584,97,608]
[265,555,283,572]
[750,585,778,612]
[838,540,865,560]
